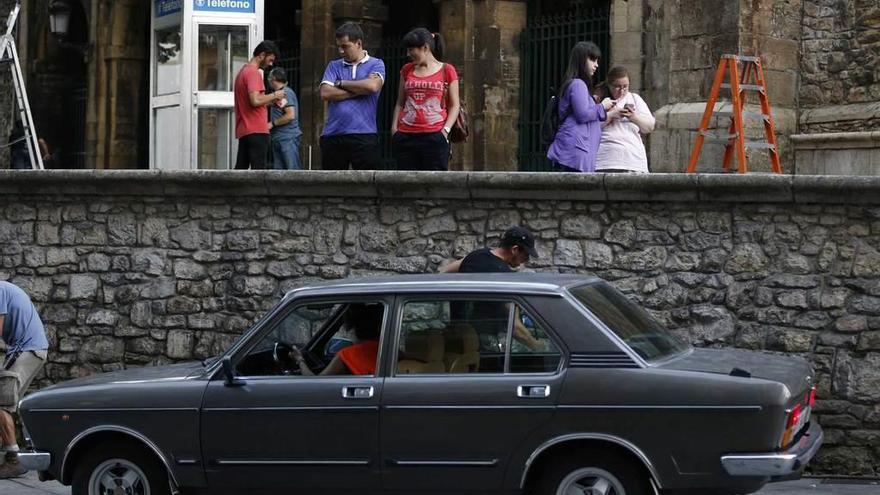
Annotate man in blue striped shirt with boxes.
[319,22,386,170]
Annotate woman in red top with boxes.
[391,28,461,171]
[292,304,383,376]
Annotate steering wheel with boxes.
[272,342,297,375]
[272,343,320,375]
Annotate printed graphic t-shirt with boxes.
[234,64,269,139]
[397,63,458,134]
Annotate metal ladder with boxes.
[686,54,781,174]
[1,2,43,170]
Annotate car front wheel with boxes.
[71,443,171,495]
[533,451,652,495]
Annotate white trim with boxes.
[519,433,662,489]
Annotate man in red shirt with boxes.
[234,41,285,170]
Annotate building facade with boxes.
[2,0,879,172]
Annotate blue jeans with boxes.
[272,135,302,170]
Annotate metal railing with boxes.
[517,3,610,171]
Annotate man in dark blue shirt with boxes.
[440,227,542,351]
[441,226,538,274]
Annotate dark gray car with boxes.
[17,273,822,495]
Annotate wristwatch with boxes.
[334,79,343,88]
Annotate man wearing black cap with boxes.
[440,226,539,273]
[440,227,542,350]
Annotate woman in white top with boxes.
[595,66,656,173]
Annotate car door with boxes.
[200,296,392,494]
[380,294,566,492]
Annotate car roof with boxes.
[284,273,602,299]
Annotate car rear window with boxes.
[568,282,689,362]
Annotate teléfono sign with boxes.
[193,0,255,13]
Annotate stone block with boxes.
[69,275,99,300]
[611,32,642,64]
[167,330,195,360]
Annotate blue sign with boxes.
[193,0,255,13]
[155,0,182,17]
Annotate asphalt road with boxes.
[0,473,877,495]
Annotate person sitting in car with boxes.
[292,304,382,376]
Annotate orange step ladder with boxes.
[686,54,782,174]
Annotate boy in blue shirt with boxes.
[268,68,303,170]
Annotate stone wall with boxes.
[801,0,880,112]
[1,170,880,475]
[792,1,880,174]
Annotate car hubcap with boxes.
[88,458,150,495]
[556,467,626,495]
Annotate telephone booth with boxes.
[150,0,264,170]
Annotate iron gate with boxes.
[517,2,610,171]
[374,38,408,169]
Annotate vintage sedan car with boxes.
[18,273,822,495]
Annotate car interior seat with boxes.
[397,329,446,374]
[443,322,480,373]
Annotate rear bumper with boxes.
[17,451,51,471]
[720,421,823,477]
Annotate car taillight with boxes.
[781,399,811,448]
[786,404,802,429]
[808,387,817,407]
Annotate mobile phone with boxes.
[624,103,635,111]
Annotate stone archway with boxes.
[26,0,89,169]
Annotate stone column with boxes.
[609,0,644,90]
[439,0,527,171]
[299,0,387,170]
[437,0,474,170]
[88,0,148,169]
[648,0,800,173]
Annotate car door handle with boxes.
[342,386,374,399]
[517,385,550,398]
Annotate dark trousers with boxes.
[393,131,450,171]
[235,134,270,170]
[320,134,381,170]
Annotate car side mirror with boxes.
[221,356,245,387]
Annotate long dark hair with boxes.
[402,27,445,61]
[558,41,601,96]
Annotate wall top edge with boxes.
[1,170,879,205]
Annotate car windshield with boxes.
[568,281,690,362]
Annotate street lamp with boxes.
[47,0,91,60]
[48,0,72,39]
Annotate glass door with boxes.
[151,22,183,169]
[193,23,252,170]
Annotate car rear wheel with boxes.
[533,451,652,495]
[71,443,171,495]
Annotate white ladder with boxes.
[1,2,43,170]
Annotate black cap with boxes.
[501,226,539,259]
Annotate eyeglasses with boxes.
[611,84,629,91]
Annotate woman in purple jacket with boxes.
[547,41,617,173]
